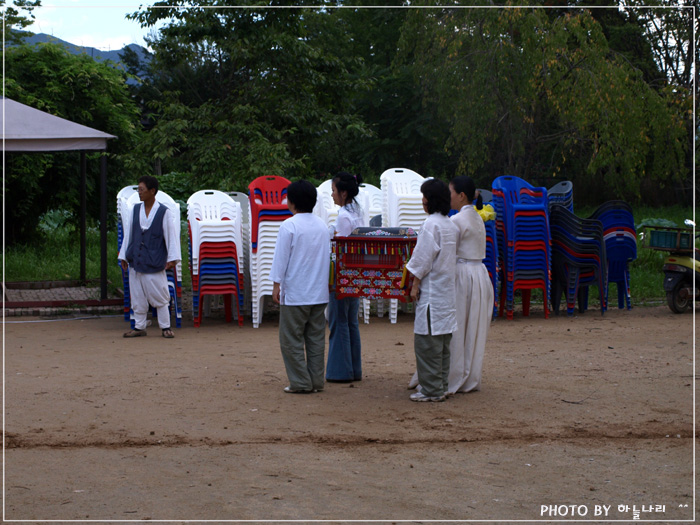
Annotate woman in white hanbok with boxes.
[445,176,493,393]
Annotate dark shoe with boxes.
[123,329,147,338]
[161,328,174,338]
[326,378,353,383]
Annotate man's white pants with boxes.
[129,268,171,330]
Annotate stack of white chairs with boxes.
[123,189,183,328]
[378,168,427,323]
[354,183,383,322]
[248,175,293,328]
[359,183,382,226]
[187,190,244,327]
[227,191,251,317]
[312,179,340,227]
[116,185,139,322]
[381,168,427,230]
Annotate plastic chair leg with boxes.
[522,289,531,317]
[224,294,232,323]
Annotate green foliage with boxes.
[4,42,143,243]
[398,5,690,202]
[37,208,74,234]
[126,0,373,186]
[1,0,41,44]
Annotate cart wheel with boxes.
[667,281,690,314]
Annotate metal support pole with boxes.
[100,154,108,300]
[79,152,87,283]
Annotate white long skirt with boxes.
[408,260,493,394]
[447,260,493,394]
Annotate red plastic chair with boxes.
[248,176,292,253]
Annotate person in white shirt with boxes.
[327,172,366,382]
[118,176,181,339]
[406,179,458,402]
[271,180,330,394]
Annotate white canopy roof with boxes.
[1,97,116,152]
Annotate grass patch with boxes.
[4,225,192,294]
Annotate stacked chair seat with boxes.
[121,189,183,328]
[248,175,292,328]
[187,190,244,327]
[587,200,636,310]
[549,205,607,316]
[379,168,427,324]
[491,175,551,320]
[547,181,574,214]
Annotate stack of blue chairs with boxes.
[548,181,574,213]
[491,176,551,319]
[588,201,636,310]
[549,205,607,316]
[483,219,500,318]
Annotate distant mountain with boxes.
[20,33,151,75]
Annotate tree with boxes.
[319,3,455,181]
[4,43,143,243]
[126,0,373,190]
[398,5,689,202]
[1,0,41,44]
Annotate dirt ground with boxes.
[3,303,696,523]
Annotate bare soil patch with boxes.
[4,305,695,522]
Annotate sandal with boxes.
[123,329,147,338]
[162,328,174,339]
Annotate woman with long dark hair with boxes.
[326,171,366,382]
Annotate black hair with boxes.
[138,175,159,195]
[450,175,483,210]
[286,180,317,213]
[421,178,451,216]
[332,171,363,206]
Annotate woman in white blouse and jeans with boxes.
[326,172,366,382]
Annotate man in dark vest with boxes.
[118,176,180,338]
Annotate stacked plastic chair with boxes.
[116,185,139,322]
[248,175,293,328]
[588,200,636,310]
[122,189,183,328]
[547,181,574,214]
[379,168,427,323]
[353,182,383,323]
[187,190,244,327]
[227,191,252,318]
[549,205,607,316]
[312,179,339,227]
[358,183,383,230]
[483,219,500,318]
[491,175,551,320]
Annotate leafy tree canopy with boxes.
[4,43,143,243]
[126,0,373,190]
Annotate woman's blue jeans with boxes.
[326,292,362,381]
